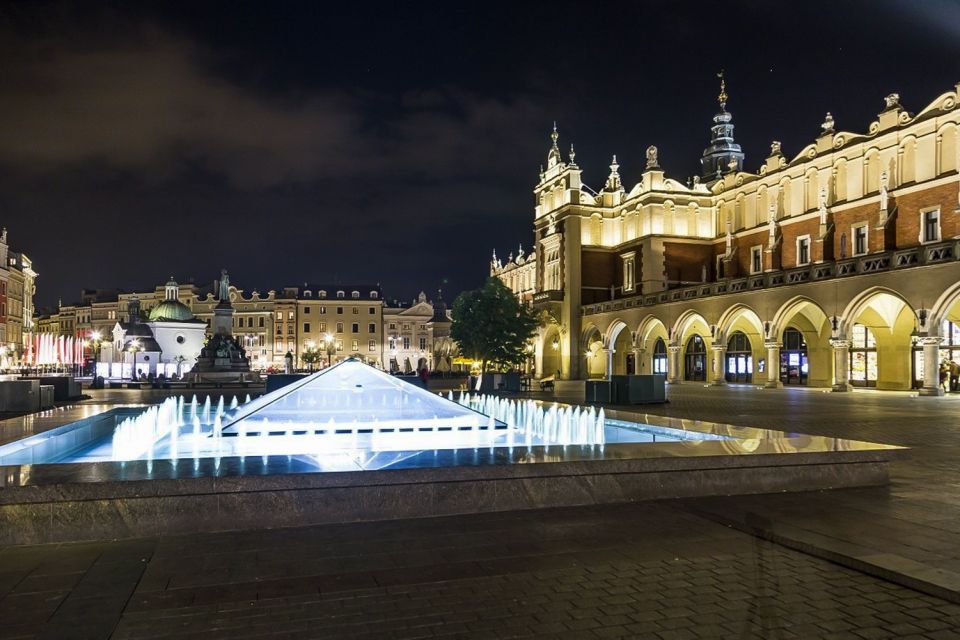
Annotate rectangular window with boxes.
[302,323,310,333]
[922,208,941,243]
[276,341,283,352]
[351,339,359,351]
[368,340,376,352]
[351,323,359,333]
[419,337,426,350]
[258,317,264,327]
[750,246,762,274]
[403,337,410,350]
[853,224,868,256]
[368,323,376,333]
[276,312,282,320]
[369,308,376,315]
[336,306,343,314]
[336,322,343,333]
[319,322,326,333]
[247,317,253,328]
[353,307,359,314]
[288,311,294,320]
[303,306,311,314]
[389,337,396,350]
[389,323,396,330]
[797,235,811,266]
[319,306,326,314]
[336,339,343,352]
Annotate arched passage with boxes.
[636,316,669,375]
[716,305,765,384]
[582,325,604,379]
[771,297,832,387]
[672,311,713,382]
[537,324,562,380]
[604,319,633,376]
[841,288,918,390]
[928,281,960,392]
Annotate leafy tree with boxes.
[301,347,323,372]
[451,278,539,373]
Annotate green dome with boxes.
[148,300,194,322]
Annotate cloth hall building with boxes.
[491,81,960,395]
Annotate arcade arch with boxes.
[840,288,918,390]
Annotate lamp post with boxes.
[127,339,142,381]
[89,330,102,378]
[305,340,317,372]
[323,332,336,367]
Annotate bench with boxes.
[539,376,555,391]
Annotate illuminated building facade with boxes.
[382,291,454,373]
[41,280,451,373]
[493,81,960,395]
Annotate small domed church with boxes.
[99,279,207,378]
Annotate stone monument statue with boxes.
[217,268,230,301]
[189,269,252,382]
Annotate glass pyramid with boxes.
[222,358,502,433]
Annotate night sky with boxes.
[3,1,959,309]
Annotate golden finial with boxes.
[717,70,728,109]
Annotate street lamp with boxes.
[128,339,142,381]
[89,330,102,378]
[323,332,335,367]
[305,339,317,372]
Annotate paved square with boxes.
[2,385,960,639]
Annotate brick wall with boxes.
[663,242,715,285]
[833,202,878,257]
[735,230,768,275]
[893,181,959,247]
[581,250,615,304]
[780,218,822,268]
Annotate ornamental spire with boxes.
[546,122,562,169]
[717,70,728,111]
[604,154,623,192]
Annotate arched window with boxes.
[652,338,667,375]
[684,335,707,382]
[725,331,753,383]
[849,324,877,387]
[833,160,848,202]
[938,125,958,174]
[780,327,808,386]
[864,150,880,194]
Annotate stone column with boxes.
[667,344,682,384]
[632,347,643,374]
[764,340,782,388]
[711,345,727,385]
[920,336,944,396]
[603,348,614,381]
[830,338,852,392]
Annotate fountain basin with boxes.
[0,400,905,545]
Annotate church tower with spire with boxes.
[700,71,745,179]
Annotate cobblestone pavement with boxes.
[2,385,960,638]
[3,503,960,640]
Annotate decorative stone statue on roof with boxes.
[770,140,782,156]
[884,93,901,110]
[821,112,835,134]
[645,145,660,170]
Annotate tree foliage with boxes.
[451,278,539,372]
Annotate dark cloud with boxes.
[2,1,959,308]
